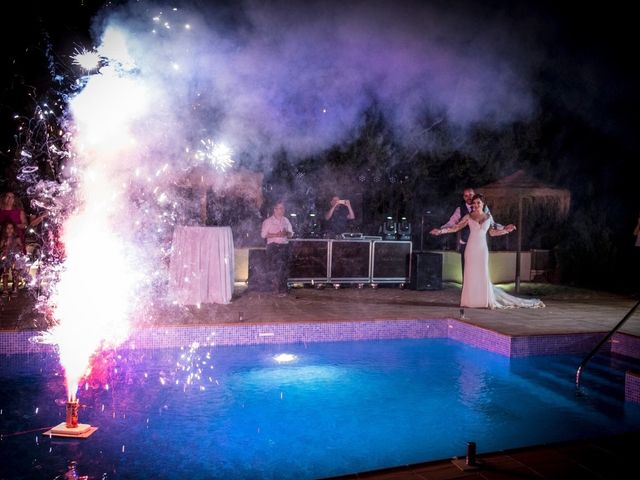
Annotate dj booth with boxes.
[287,238,412,285]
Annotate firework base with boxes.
[45,422,98,438]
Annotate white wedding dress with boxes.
[461,217,545,309]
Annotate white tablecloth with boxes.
[169,226,234,305]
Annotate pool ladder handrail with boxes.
[575,298,640,387]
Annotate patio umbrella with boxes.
[478,170,571,292]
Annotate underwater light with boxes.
[273,353,297,363]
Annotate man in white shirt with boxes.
[260,200,294,295]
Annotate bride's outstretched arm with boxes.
[431,215,469,236]
[489,224,516,236]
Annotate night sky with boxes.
[1,0,638,290]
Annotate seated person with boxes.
[1,221,26,297]
[324,195,355,238]
[0,191,28,253]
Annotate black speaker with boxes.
[372,241,411,280]
[410,252,442,290]
[248,248,272,292]
[289,240,329,278]
[331,240,371,279]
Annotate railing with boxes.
[575,298,640,387]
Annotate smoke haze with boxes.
[91,0,539,162]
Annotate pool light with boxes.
[273,353,297,363]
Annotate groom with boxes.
[430,187,500,275]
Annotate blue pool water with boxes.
[1,338,639,479]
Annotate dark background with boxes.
[1,0,638,292]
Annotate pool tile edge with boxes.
[2,320,636,360]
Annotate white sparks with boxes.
[194,139,234,171]
[71,47,101,71]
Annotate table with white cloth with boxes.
[169,226,234,305]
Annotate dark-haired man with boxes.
[324,195,355,238]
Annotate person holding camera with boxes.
[324,195,355,238]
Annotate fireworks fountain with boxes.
[32,18,227,435]
[41,27,150,437]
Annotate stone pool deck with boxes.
[1,281,639,337]
[324,430,640,480]
[0,283,640,337]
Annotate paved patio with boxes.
[2,282,640,338]
[324,431,640,480]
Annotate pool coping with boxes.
[3,318,638,358]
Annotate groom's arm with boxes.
[441,207,462,228]
[430,207,461,235]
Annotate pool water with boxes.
[1,338,639,479]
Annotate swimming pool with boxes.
[1,337,639,479]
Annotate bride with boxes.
[432,193,544,309]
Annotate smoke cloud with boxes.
[91,0,538,161]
